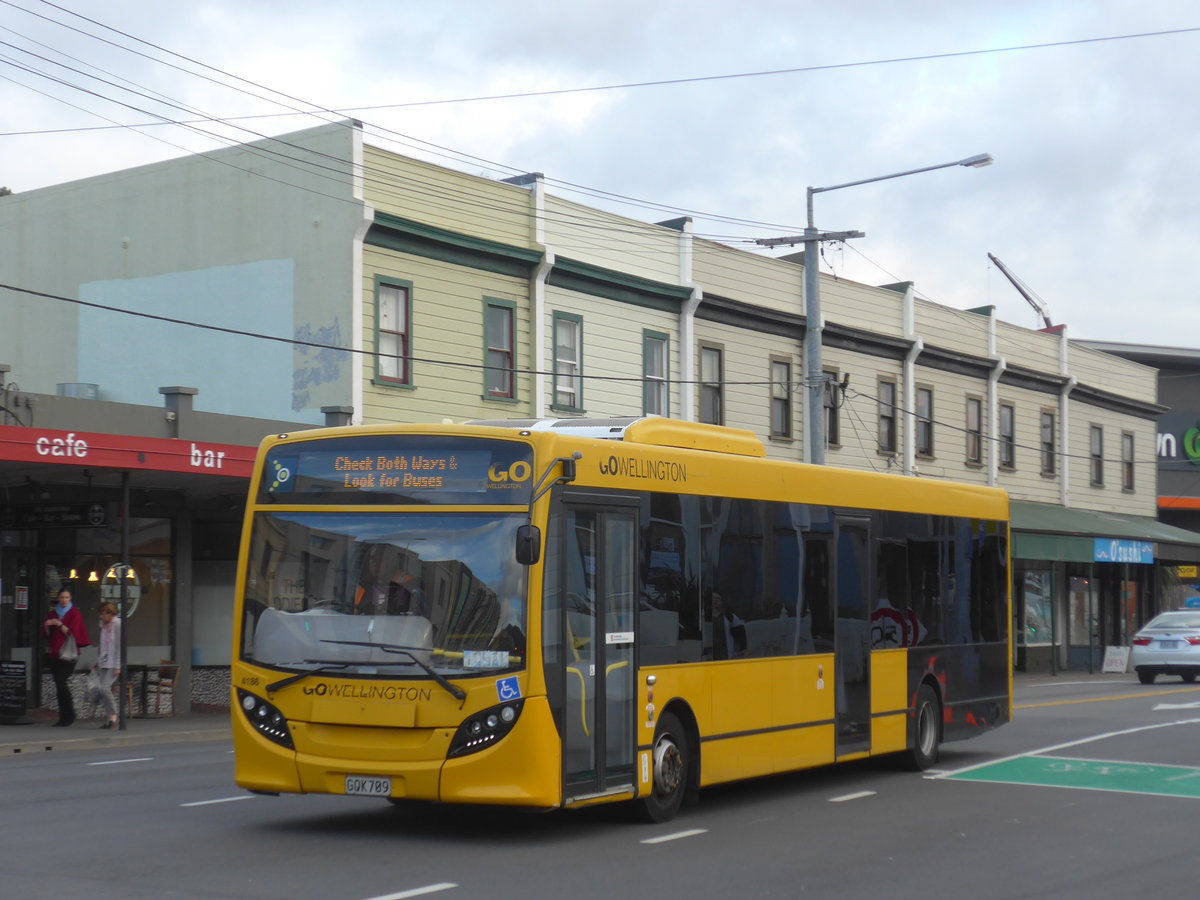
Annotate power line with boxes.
[1,279,1171,471]
[326,27,1200,111]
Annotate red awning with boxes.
[0,424,256,478]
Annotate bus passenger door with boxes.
[835,517,871,756]
[561,504,637,800]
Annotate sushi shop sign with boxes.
[1093,538,1154,564]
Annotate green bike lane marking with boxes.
[947,755,1200,799]
[934,716,1200,799]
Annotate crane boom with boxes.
[987,253,1053,330]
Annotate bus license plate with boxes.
[345,775,391,797]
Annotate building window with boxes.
[1040,410,1056,475]
[878,380,897,453]
[1090,425,1104,486]
[700,345,723,425]
[823,369,840,447]
[965,396,982,464]
[999,403,1015,469]
[553,312,583,410]
[484,300,515,399]
[376,279,411,384]
[916,387,934,457]
[1122,431,1135,491]
[770,359,792,439]
[643,331,669,417]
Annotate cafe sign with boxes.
[0,424,255,476]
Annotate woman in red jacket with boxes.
[44,588,90,727]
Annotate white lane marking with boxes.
[180,795,256,807]
[640,828,708,844]
[1026,680,1122,688]
[87,757,152,766]
[829,790,876,802]
[1154,701,1200,709]
[363,885,457,900]
[931,717,1200,780]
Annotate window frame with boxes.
[551,311,584,412]
[699,343,724,426]
[374,277,413,386]
[769,357,793,440]
[643,330,670,417]
[823,368,841,448]
[1121,431,1135,491]
[1040,409,1056,476]
[878,379,898,454]
[1089,424,1105,487]
[483,298,517,400]
[915,386,934,459]
[999,402,1016,470]
[965,395,983,465]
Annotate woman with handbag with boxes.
[91,602,121,728]
[44,587,90,727]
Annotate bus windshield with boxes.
[240,511,528,677]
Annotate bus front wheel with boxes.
[905,684,941,770]
[638,711,688,823]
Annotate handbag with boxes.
[59,634,78,662]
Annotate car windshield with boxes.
[1144,612,1200,630]
[240,511,527,677]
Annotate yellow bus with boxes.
[231,417,1010,821]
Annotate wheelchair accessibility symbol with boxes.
[496,676,521,702]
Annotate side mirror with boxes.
[515,524,541,566]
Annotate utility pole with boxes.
[758,153,993,466]
[756,228,863,467]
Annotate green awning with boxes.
[1012,500,1200,563]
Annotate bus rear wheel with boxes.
[904,684,941,771]
[638,711,688,823]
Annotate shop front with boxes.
[1012,501,1200,674]
[0,424,256,719]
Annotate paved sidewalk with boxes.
[0,706,231,756]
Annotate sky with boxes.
[2,0,1198,349]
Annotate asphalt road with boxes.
[4,673,1198,900]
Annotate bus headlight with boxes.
[448,700,524,758]
[237,688,294,750]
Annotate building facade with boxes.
[3,121,1196,718]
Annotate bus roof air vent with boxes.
[465,416,766,457]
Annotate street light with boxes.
[757,153,993,466]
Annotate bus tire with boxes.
[904,683,941,771]
[638,711,688,823]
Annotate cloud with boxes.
[3,0,1198,346]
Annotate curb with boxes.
[1,719,231,756]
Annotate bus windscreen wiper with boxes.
[319,639,467,701]
[267,663,351,692]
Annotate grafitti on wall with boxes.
[293,318,349,410]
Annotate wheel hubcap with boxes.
[653,734,683,795]
[917,705,936,756]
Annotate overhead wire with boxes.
[0,4,1184,476]
[10,1,1200,250]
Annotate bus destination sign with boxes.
[261,435,533,505]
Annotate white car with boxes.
[1130,610,1200,684]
